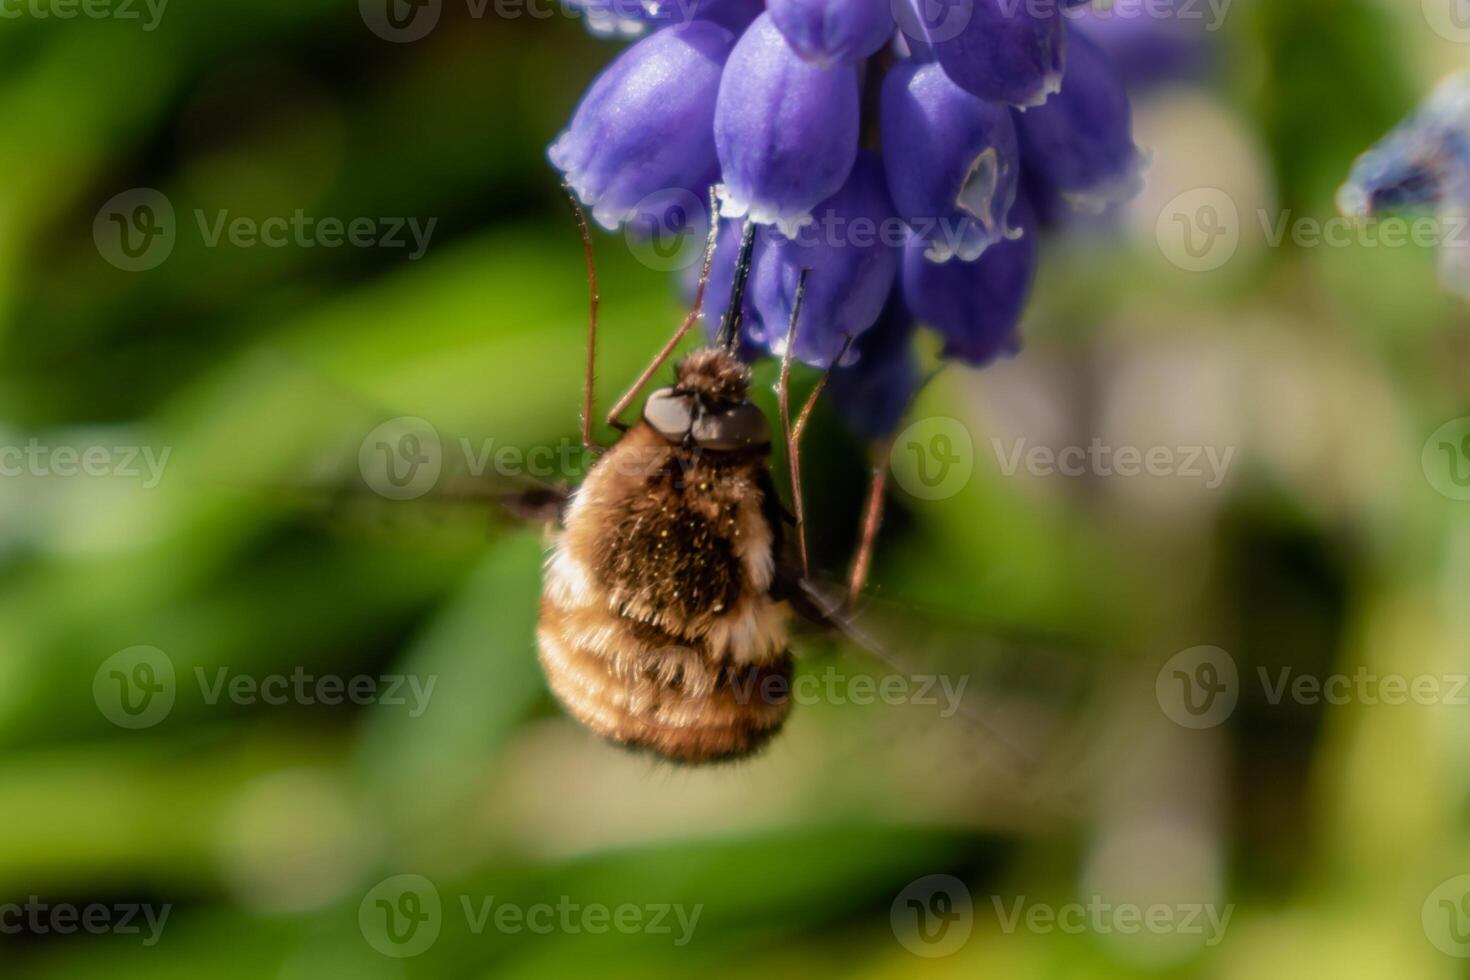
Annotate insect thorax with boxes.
[567,424,777,638]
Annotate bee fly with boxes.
[540,187,886,764]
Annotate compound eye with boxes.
[642,387,695,443]
[692,402,771,452]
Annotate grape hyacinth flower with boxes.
[1340,71,1470,297]
[549,22,736,230]
[551,0,1145,439]
[1071,0,1213,92]
[916,0,1066,109]
[761,152,900,365]
[882,60,1023,262]
[701,151,900,366]
[903,192,1038,365]
[714,13,861,236]
[768,0,894,65]
[827,300,921,440]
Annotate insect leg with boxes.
[778,277,852,579]
[562,182,603,451]
[846,440,889,606]
[603,185,723,431]
[846,363,948,604]
[776,268,812,575]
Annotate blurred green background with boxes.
[5,0,1470,976]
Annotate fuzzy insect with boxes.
[538,189,884,764]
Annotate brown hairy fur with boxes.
[538,350,793,764]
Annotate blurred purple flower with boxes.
[1340,71,1470,220]
[1014,24,1145,215]
[1341,71,1470,297]
[1071,1,1213,92]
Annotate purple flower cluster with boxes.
[550,0,1144,438]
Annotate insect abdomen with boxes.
[536,594,792,764]
[536,427,792,764]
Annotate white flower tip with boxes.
[924,239,974,263]
[547,133,573,171]
[715,184,748,220]
[579,7,650,37]
[1061,152,1147,215]
[1015,70,1065,111]
[1336,183,1370,222]
[774,212,815,238]
[719,186,814,237]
